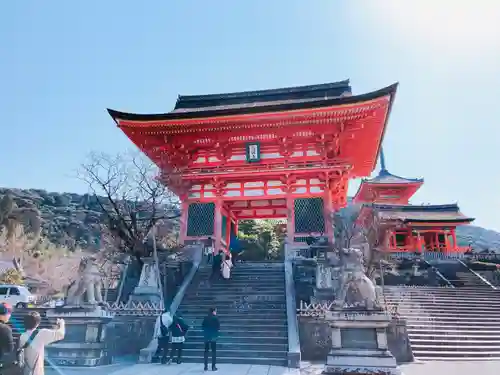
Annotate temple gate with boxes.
[108,80,398,253]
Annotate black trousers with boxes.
[153,337,169,363]
[204,341,217,368]
[210,266,220,281]
[169,342,183,363]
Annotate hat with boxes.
[0,303,12,315]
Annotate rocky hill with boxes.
[1,188,499,252]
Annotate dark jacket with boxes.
[212,253,223,269]
[0,322,14,364]
[170,316,189,338]
[202,314,220,342]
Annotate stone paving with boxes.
[45,360,500,375]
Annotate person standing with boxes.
[204,237,214,264]
[210,250,223,282]
[167,314,189,364]
[153,310,173,364]
[0,303,15,374]
[202,307,220,371]
[229,236,242,267]
[221,254,233,280]
[19,311,65,375]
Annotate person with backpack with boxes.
[0,303,15,374]
[153,310,173,364]
[202,307,220,371]
[19,311,65,375]
[167,314,189,364]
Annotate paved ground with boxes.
[45,360,500,375]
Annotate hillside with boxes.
[1,188,499,252]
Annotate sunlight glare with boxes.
[367,0,500,54]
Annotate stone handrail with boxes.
[115,256,130,303]
[284,243,301,368]
[139,244,203,363]
[458,259,497,289]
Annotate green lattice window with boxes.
[294,198,325,233]
[187,203,215,236]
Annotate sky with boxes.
[1,1,499,231]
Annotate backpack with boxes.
[159,318,170,338]
[16,329,40,373]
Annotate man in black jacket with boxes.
[202,307,220,371]
[0,303,14,373]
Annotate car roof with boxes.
[0,284,29,289]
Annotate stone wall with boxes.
[106,315,157,357]
[386,318,414,364]
[298,317,413,364]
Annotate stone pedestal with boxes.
[323,309,400,375]
[46,306,114,366]
[129,257,162,304]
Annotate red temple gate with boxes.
[108,80,398,253]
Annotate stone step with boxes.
[383,293,500,298]
[396,308,500,314]
[182,296,286,303]
[178,306,285,313]
[385,299,500,306]
[408,323,500,330]
[179,313,286,320]
[180,355,287,366]
[185,330,287,340]
[411,344,500,352]
[176,322,288,332]
[405,314,500,324]
[183,341,288,352]
[414,355,500,361]
[398,311,500,318]
[191,287,285,293]
[408,329,500,340]
[180,317,287,326]
[180,300,286,306]
[180,348,286,360]
[411,339,500,345]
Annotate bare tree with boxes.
[78,152,180,264]
[361,209,391,282]
[333,208,361,250]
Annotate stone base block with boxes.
[325,349,400,375]
[45,306,114,367]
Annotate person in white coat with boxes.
[153,310,173,364]
[19,312,65,375]
[221,254,233,280]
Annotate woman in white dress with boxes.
[221,254,233,280]
[19,312,65,375]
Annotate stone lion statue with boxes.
[336,248,378,310]
[66,257,103,306]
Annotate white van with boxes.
[0,284,35,308]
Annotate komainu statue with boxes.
[336,248,378,310]
[66,257,104,306]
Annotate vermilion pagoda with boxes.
[354,149,474,253]
[108,80,398,253]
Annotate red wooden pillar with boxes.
[179,201,189,244]
[286,195,295,245]
[214,199,223,254]
[451,229,457,250]
[234,220,239,236]
[225,209,231,250]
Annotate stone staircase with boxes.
[384,286,500,360]
[430,260,490,287]
[177,262,288,366]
